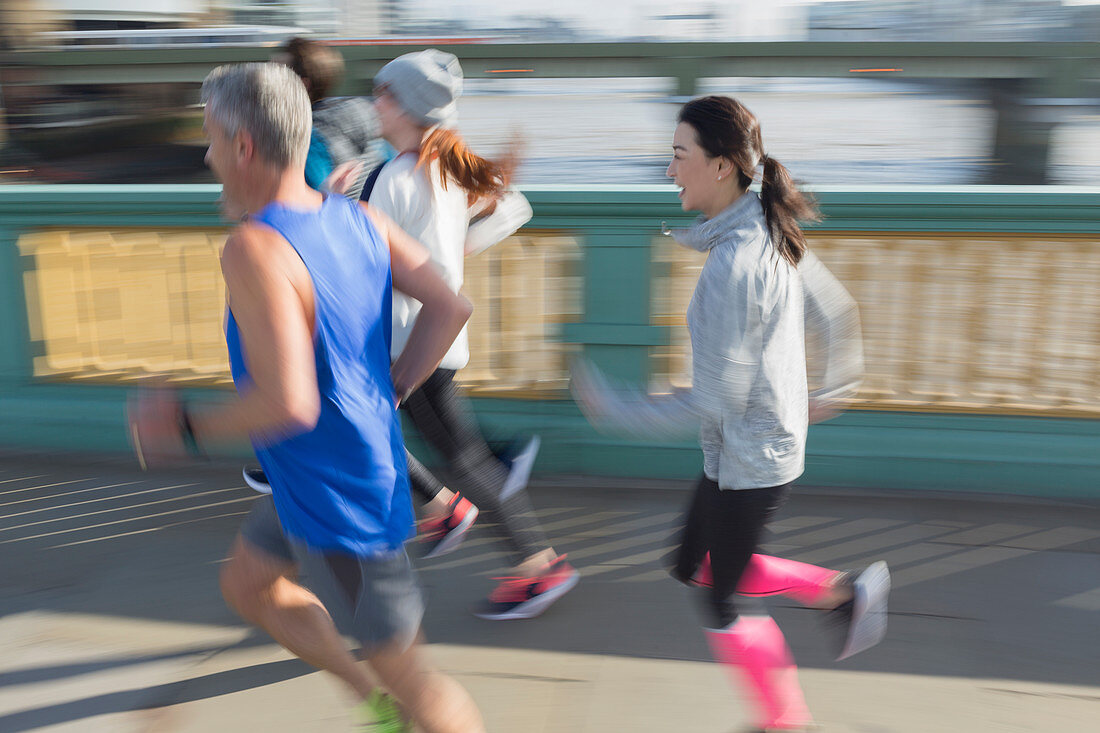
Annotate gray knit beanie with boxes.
[375,49,462,128]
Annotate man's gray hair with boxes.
[201,63,311,168]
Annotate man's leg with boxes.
[367,636,485,733]
[290,541,484,731]
[219,498,375,700]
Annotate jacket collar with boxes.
[671,192,763,252]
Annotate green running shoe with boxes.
[355,689,411,732]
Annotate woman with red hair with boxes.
[365,49,578,620]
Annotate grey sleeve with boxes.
[570,359,700,440]
[800,249,864,403]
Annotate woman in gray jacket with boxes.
[573,96,889,732]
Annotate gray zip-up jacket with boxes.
[572,192,862,489]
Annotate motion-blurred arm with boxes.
[800,249,863,422]
[464,189,533,256]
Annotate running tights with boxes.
[675,475,836,628]
[405,450,445,502]
[401,368,550,565]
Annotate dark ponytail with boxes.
[679,96,819,267]
[760,154,817,266]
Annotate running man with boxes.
[280,36,388,200]
[242,37,480,561]
[129,62,483,732]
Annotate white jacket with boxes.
[369,153,532,369]
[573,192,862,489]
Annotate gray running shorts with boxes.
[240,494,294,563]
[239,495,424,652]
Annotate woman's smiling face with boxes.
[666,122,724,216]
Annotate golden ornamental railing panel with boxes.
[461,232,582,395]
[653,232,1100,417]
[18,228,582,393]
[20,228,231,385]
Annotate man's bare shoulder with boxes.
[357,201,391,239]
[224,220,284,254]
[219,221,316,314]
[221,221,289,274]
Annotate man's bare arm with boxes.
[190,223,321,443]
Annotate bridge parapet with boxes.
[2,184,1099,495]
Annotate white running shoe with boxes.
[500,435,540,500]
[837,560,891,660]
[242,466,272,495]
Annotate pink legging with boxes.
[696,552,836,606]
[705,616,812,730]
[675,477,836,627]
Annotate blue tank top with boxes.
[225,195,412,556]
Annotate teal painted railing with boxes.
[2,185,1099,496]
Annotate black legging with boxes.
[401,368,550,564]
[405,450,445,502]
[673,475,791,628]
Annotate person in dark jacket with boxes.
[281,37,388,200]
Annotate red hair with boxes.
[416,128,517,204]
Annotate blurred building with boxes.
[224,0,396,37]
[1,0,65,49]
[32,0,223,31]
[1065,2,1100,40]
[0,0,401,162]
[6,1,399,39]
[644,7,720,41]
[806,0,1077,42]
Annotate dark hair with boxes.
[282,37,344,103]
[417,128,517,203]
[678,95,818,266]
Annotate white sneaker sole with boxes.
[423,505,479,559]
[500,435,541,500]
[242,467,272,495]
[473,568,579,621]
[839,560,890,660]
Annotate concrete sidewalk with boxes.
[1,453,1098,732]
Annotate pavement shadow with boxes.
[414,483,1100,689]
[0,633,273,690]
[0,644,227,690]
[2,455,1099,689]
[0,658,311,733]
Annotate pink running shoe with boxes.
[473,555,579,620]
[420,494,479,559]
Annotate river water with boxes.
[7,77,1097,186]
[456,77,1100,185]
